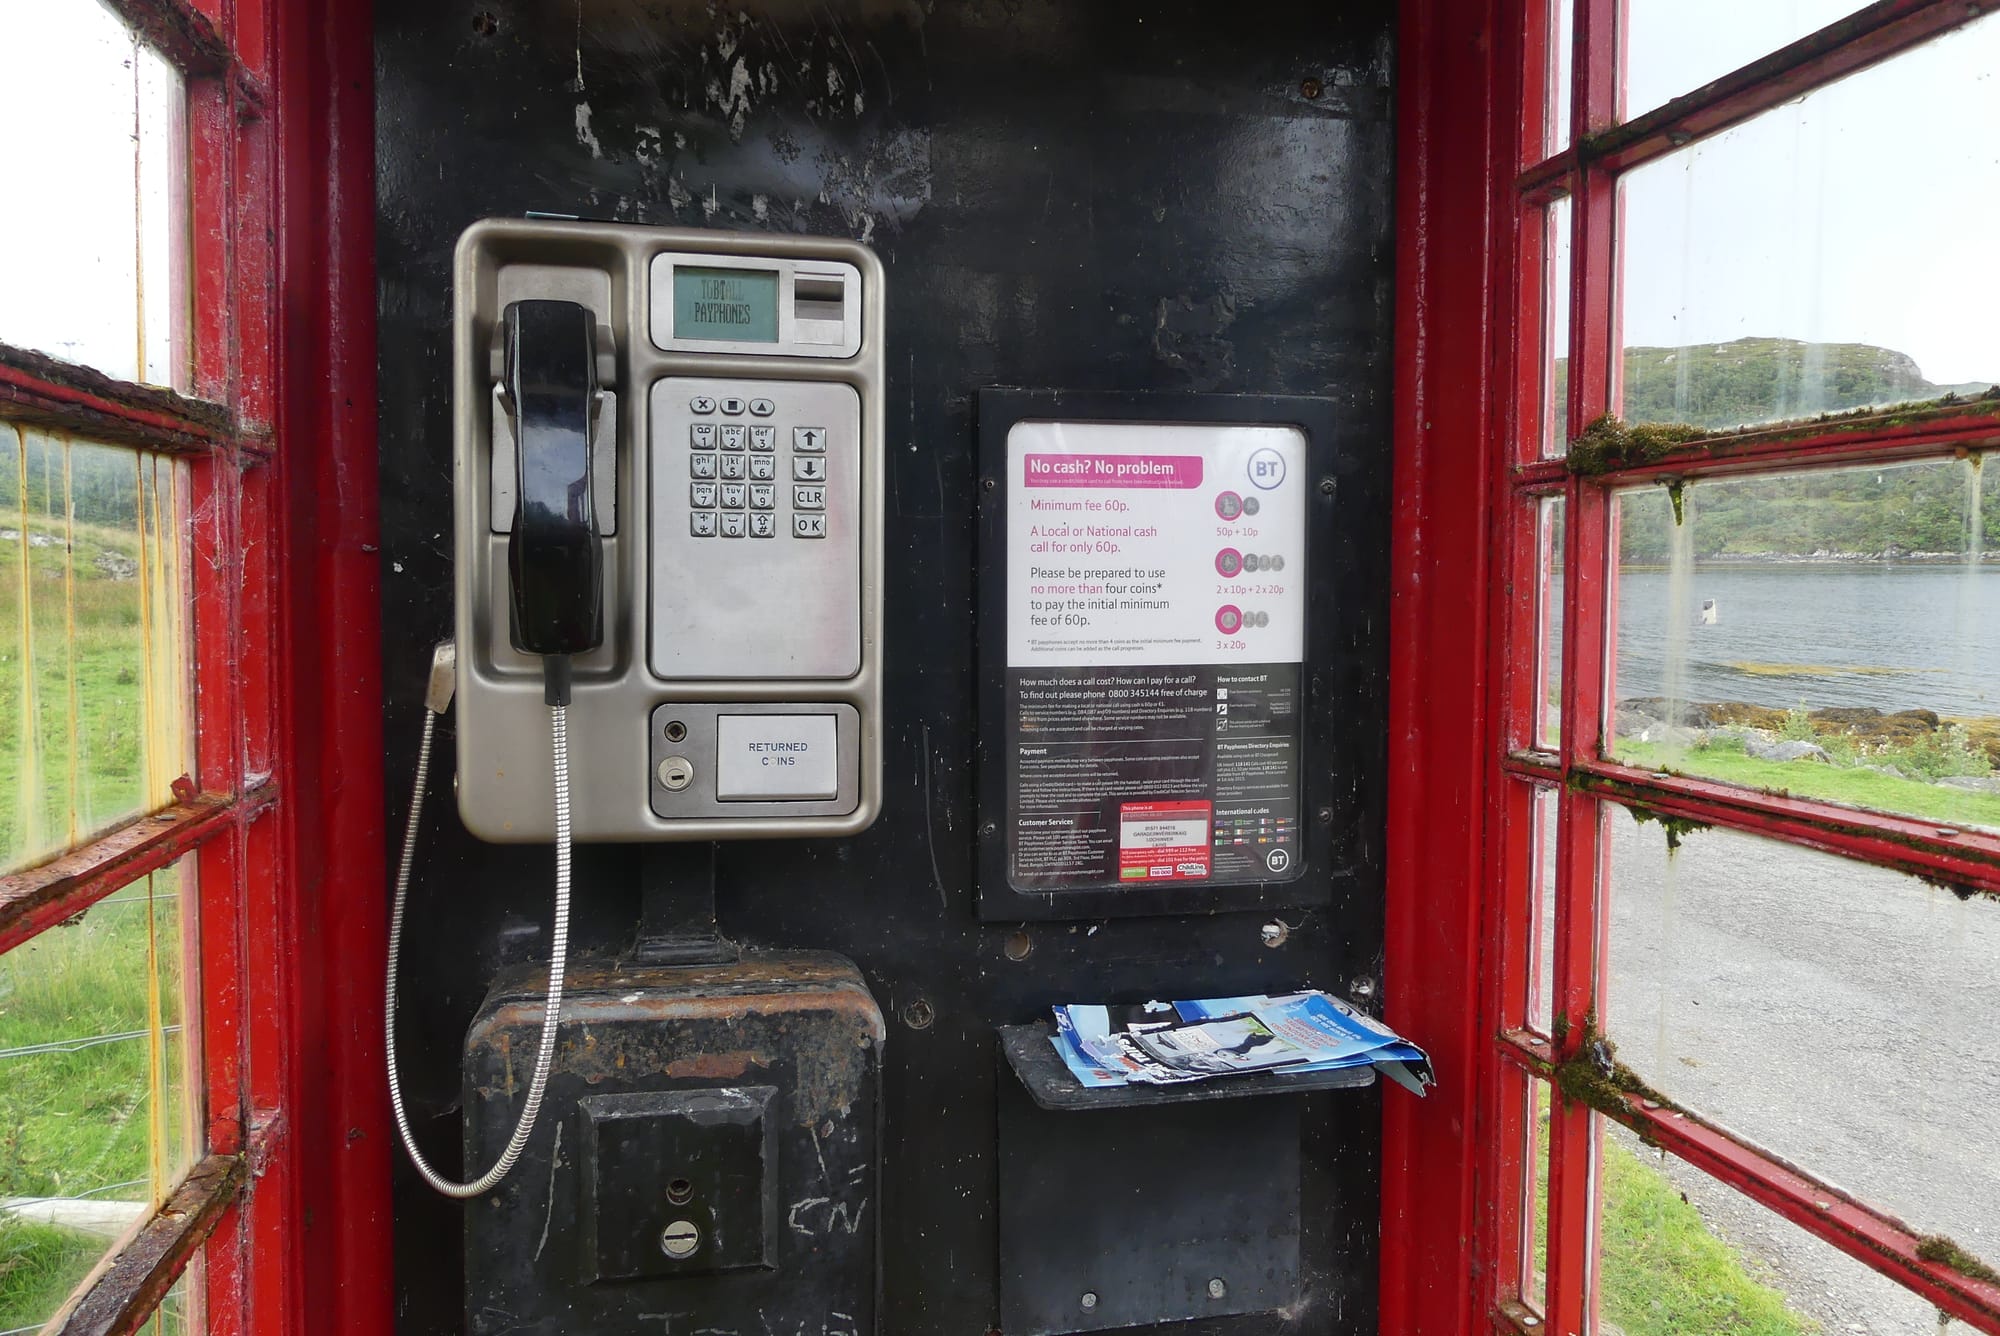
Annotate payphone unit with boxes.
[387,220,887,1334]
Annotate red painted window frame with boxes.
[1383,2,2000,1333]
[0,1,384,1332]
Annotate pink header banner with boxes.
[1021,453,1205,489]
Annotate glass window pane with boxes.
[1543,197,1572,458]
[1530,786,1557,1037]
[0,5,189,389]
[0,859,200,1331]
[1609,461,2000,832]
[0,426,193,871]
[1537,494,1566,749]
[1622,0,1870,123]
[1618,13,2000,433]
[1545,0,1574,157]
[1594,1121,1935,1334]
[1603,820,2000,1272]
[1524,1076,1550,1314]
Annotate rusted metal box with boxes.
[463,952,884,1336]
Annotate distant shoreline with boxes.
[1619,552,1998,571]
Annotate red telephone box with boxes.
[0,3,1996,1335]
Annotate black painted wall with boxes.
[375,3,1397,1332]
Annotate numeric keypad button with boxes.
[750,513,776,538]
[690,511,717,537]
[749,484,776,510]
[720,512,747,538]
[690,454,717,479]
[750,426,776,451]
[792,456,827,482]
[720,424,747,450]
[719,483,747,509]
[690,423,717,449]
[749,456,775,481]
[719,454,747,480]
[793,426,827,453]
[690,482,717,508]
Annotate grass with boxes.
[0,872,187,1330]
[1600,1138,1816,1335]
[1614,735,2000,831]
[1531,1109,1816,1334]
[0,514,170,870]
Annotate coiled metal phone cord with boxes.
[386,643,573,1198]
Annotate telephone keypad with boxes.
[664,382,850,549]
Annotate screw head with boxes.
[1300,77,1323,99]
[903,998,936,1030]
[1260,921,1289,948]
[660,1219,701,1259]
[1207,1277,1227,1299]
[1079,1292,1098,1311]
[1004,930,1033,961]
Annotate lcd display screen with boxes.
[672,266,779,342]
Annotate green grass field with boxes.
[1614,735,2000,832]
[0,873,189,1333]
[0,439,192,1332]
[1532,1113,1817,1334]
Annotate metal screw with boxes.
[1004,930,1033,961]
[1350,976,1377,1002]
[1207,1278,1227,1299]
[1318,477,1336,496]
[981,821,998,837]
[1316,806,1334,825]
[1079,1293,1098,1311]
[903,998,936,1030]
[1300,77,1323,99]
[982,476,997,492]
[660,1219,701,1259]
[1260,921,1289,948]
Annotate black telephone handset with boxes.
[501,299,603,703]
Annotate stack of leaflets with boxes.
[1051,991,1434,1096]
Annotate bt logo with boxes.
[1247,448,1286,490]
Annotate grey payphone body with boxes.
[451,218,885,841]
[391,218,889,1334]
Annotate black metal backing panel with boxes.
[997,1080,1304,1336]
[974,390,1367,922]
[376,2,1395,1332]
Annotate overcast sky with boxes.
[1,3,1996,388]
[1618,3,2000,385]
